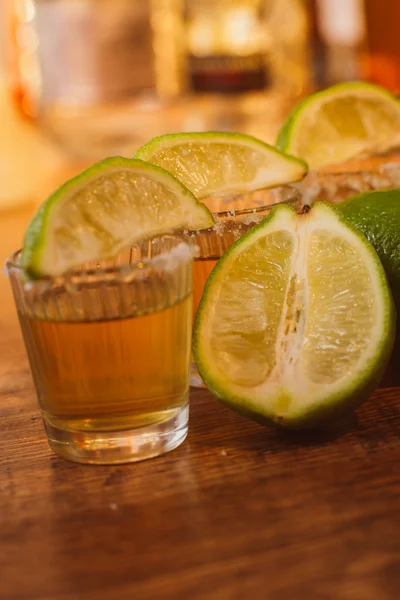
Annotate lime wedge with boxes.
[276,82,400,169]
[22,157,214,278]
[135,132,307,199]
[193,202,395,428]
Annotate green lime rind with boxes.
[193,202,395,428]
[135,131,308,198]
[22,156,214,279]
[339,188,400,313]
[276,81,400,158]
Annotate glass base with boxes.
[43,404,188,465]
[190,361,206,388]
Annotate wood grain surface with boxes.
[1,208,400,600]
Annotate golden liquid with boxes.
[193,257,219,318]
[18,295,192,432]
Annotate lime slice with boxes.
[22,157,214,278]
[193,202,395,428]
[135,132,307,199]
[276,82,400,169]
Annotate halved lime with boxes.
[22,157,214,278]
[276,82,400,169]
[193,202,395,428]
[135,132,307,199]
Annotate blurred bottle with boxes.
[151,0,313,142]
[153,0,313,98]
[314,0,366,85]
[11,0,162,158]
[363,0,400,91]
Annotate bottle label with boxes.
[189,54,269,93]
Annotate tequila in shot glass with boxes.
[6,234,193,465]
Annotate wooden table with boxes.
[1,103,400,600]
[1,201,399,600]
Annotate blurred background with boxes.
[1,0,399,209]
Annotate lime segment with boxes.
[135,132,307,199]
[22,157,214,278]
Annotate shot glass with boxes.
[6,234,194,465]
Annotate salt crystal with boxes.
[152,242,195,272]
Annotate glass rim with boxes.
[5,232,194,284]
[303,162,400,178]
[208,190,301,219]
